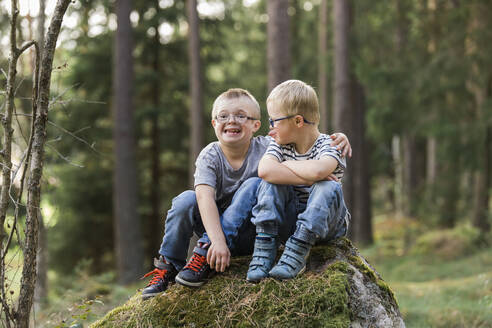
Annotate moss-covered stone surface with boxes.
[91,238,404,328]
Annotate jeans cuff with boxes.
[256,222,278,235]
[294,224,318,245]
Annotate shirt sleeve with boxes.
[319,137,347,182]
[264,139,284,162]
[193,145,218,189]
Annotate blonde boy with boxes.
[247,80,350,282]
[141,88,350,298]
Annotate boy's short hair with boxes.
[267,80,320,125]
[212,88,261,119]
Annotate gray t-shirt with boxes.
[194,136,270,211]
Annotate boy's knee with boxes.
[242,177,261,189]
[314,180,342,195]
[171,190,197,210]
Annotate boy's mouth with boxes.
[224,127,241,135]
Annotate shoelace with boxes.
[184,253,207,272]
[142,268,168,286]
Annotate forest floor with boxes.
[28,215,492,328]
[361,215,492,328]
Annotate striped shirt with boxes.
[265,133,346,203]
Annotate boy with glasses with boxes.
[141,88,350,299]
[247,80,350,282]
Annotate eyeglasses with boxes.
[215,113,258,124]
[268,115,314,128]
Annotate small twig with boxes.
[14,113,103,156]
[46,143,84,167]
[48,120,103,156]
[47,84,77,110]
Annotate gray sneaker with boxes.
[247,235,277,283]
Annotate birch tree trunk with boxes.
[17,1,72,326]
[34,0,48,309]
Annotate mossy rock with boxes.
[91,238,404,328]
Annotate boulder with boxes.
[91,238,405,328]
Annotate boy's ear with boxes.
[253,119,261,132]
[295,115,304,127]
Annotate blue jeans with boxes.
[159,177,261,270]
[251,180,349,243]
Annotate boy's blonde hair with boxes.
[267,80,320,125]
[212,88,261,119]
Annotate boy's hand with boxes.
[324,173,339,182]
[207,241,231,272]
[330,133,352,158]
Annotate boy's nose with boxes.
[226,115,238,123]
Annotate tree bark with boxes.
[113,0,144,284]
[34,0,48,310]
[352,79,372,245]
[149,19,162,255]
[187,0,204,187]
[402,135,418,217]
[318,0,329,133]
[471,81,491,233]
[16,1,72,326]
[267,0,291,91]
[332,0,354,237]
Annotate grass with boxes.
[360,216,492,328]
[6,214,491,327]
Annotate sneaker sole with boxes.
[175,274,206,287]
[142,292,161,300]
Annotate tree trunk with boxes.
[34,210,47,311]
[113,0,144,284]
[149,20,162,255]
[352,79,373,245]
[332,0,354,237]
[187,0,203,187]
[392,136,404,216]
[318,0,329,133]
[471,82,491,233]
[267,0,291,91]
[426,137,437,186]
[16,1,72,326]
[34,0,48,310]
[467,3,490,234]
[402,135,418,217]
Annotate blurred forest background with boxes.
[0,0,491,327]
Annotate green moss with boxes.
[91,258,353,328]
[348,254,397,305]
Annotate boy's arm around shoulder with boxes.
[195,184,230,272]
[282,157,338,182]
[258,155,315,185]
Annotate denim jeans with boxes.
[159,177,261,270]
[251,180,349,243]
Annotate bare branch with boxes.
[13,113,104,156]
[46,143,84,167]
[48,120,103,156]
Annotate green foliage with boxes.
[411,224,488,260]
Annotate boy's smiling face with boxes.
[212,96,261,147]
